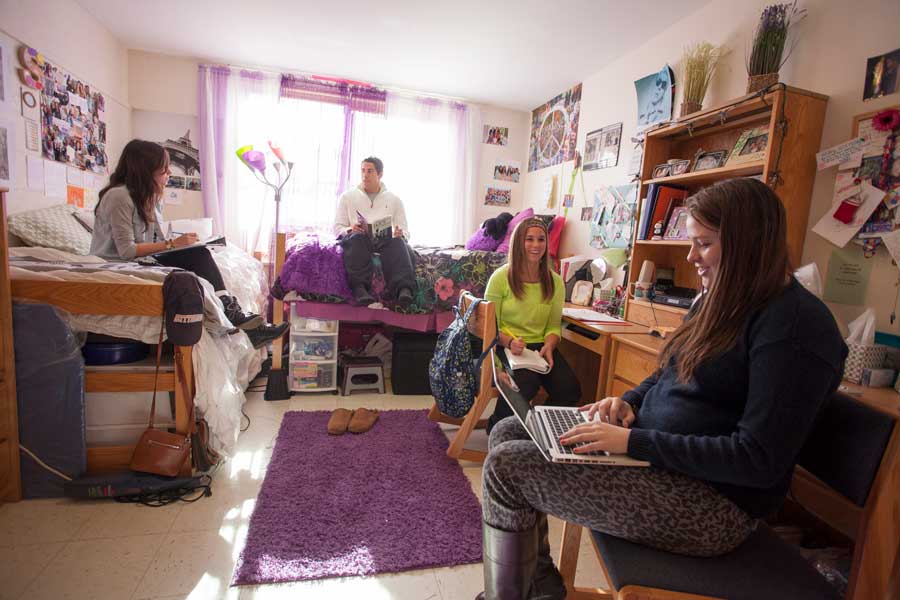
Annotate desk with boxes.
[557,304,646,404]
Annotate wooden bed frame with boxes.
[1,190,194,501]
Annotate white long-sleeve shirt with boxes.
[333,184,409,239]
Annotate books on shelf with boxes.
[505,347,550,374]
[638,184,687,240]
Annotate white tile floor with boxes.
[0,381,608,600]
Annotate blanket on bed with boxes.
[275,233,508,313]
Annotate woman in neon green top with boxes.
[484,218,581,432]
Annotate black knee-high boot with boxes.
[530,513,566,600]
[475,521,538,600]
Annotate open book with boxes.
[505,347,551,374]
[357,211,393,243]
[150,235,226,258]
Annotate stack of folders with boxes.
[638,184,687,240]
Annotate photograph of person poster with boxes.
[635,66,674,133]
[863,47,900,101]
[528,83,582,172]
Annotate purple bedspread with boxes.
[276,233,508,315]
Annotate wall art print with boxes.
[528,83,582,172]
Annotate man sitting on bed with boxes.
[334,157,417,306]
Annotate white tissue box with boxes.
[844,343,887,384]
[860,368,896,388]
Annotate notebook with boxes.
[491,349,649,467]
[505,347,550,374]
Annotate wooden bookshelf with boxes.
[625,86,828,328]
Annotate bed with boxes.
[5,204,267,477]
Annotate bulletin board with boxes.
[850,104,899,247]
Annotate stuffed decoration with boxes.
[483,212,514,240]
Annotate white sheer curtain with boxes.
[348,94,479,247]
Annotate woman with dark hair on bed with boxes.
[90,139,287,349]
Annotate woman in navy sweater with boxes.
[476,178,847,600]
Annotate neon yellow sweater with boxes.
[484,264,564,344]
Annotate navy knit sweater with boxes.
[624,279,847,518]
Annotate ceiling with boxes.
[76,0,711,111]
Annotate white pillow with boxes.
[7,204,93,255]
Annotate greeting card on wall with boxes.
[583,123,622,171]
[527,83,582,172]
[590,184,637,249]
[26,46,108,173]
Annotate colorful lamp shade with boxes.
[268,141,287,165]
[242,150,267,174]
[235,145,254,170]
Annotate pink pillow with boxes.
[496,208,534,254]
[548,216,565,259]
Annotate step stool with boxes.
[340,356,385,396]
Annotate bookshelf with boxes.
[625,85,828,328]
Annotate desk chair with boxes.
[557,392,899,600]
[428,292,497,464]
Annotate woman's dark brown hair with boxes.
[659,178,792,382]
[507,218,554,301]
[97,139,169,224]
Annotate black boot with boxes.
[245,322,289,349]
[352,284,375,306]
[530,514,566,600]
[475,520,538,600]
[219,295,264,330]
[396,287,413,308]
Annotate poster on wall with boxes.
[35,51,108,173]
[590,184,637,249]
[132,110,202,192]
[527,83,582,172]
[483,125,509,146]
[634,65,674,133]
[863,48,900,101]
[0,38,11,114]
[493,159,521,182]
[484,184,511,206]
[0,114,14,188]
[583,123,622,171]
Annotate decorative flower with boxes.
[434,277,455,301]
[872,109,900,132]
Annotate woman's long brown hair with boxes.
[659,178,792,382]
[507,218,554,301]
[97,139,169,224]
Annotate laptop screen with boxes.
[490,349,552,460]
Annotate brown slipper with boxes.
[327,408,354,435]
[348,408,379,433]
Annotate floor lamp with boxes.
[237,143,294,400]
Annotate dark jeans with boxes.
[154,245,226,292]
[339,233,416,298]
[489,343,581,427]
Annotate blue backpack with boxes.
[429,295,497,418]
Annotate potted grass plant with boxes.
[680,42,723,117]
[746,1,807,93]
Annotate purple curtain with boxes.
[197,65,230,232]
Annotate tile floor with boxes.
[0,380,609,600]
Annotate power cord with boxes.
[241,406,251,432]
[114,474,212,507]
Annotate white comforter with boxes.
[9,245,267,456]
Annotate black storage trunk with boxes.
[13,302,86,498]
[391,332,438,395]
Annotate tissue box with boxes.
[860,368,896,388]
[843,343,887,384]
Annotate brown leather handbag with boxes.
[130,326,194,477]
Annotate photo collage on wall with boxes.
[39,57,108,173]
[528,83,582,172]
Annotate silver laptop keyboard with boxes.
[543,408,606,456]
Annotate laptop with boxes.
[491,349,649,467]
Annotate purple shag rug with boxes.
[232,410,483,585]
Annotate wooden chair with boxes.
[557,392,900,600]
[428,292,497,464]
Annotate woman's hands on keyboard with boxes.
[581,397,636,428]
[558,420,631,455]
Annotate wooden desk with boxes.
[557,304,646,405]
[605,332,665,397]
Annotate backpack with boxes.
[163,271,204,346]
[429,295,497,418]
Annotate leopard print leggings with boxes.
[481,417,755,557]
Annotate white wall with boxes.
[472,104,530,228]
[0,0,130,214]
[521,0,900,334]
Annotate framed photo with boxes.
[725,126,769,167]
[692,150,728,172]
[583,122,622,171]
[670,159,691,175]
[663,206,690,240]
[651,163,672,179]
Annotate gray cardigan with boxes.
[90,186,165,261]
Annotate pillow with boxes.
[548,216,566,259]
[8,204,92,255]
[496,208,534,254]
[71,208,95,233]
[465,227,502,252]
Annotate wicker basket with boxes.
[680,100,702,117]
[747,73,779,94]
